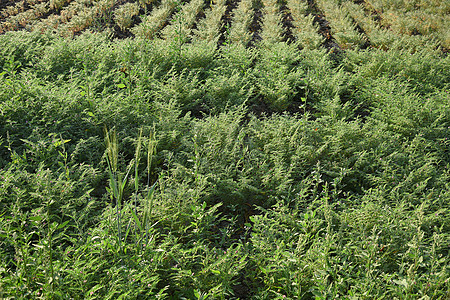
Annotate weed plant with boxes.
[0,30,449,299]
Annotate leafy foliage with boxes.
[0,23,449,299]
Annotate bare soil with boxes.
[307,0,341,52]
[217,0,239,47]
[279,2,296,43]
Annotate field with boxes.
[0,0,449,298]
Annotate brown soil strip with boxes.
[307,0,341,52]
[279,2,296,43]
[346,8,371,49]
[217,0,239,47]
[189,0,209,32]
[247,3,261,47]
[354,23,371,49]
[360,0,382,24]
[248,95,273,118]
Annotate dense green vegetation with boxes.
[0,0,449,297]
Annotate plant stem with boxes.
[47,203,55,300]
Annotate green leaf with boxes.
[393,278,408,287]
[131,210,143,231]
[32,243,44,249]
[57,220,70,230]
[29,216,44,222]
[146,181,158,201]
[118,83,126,89]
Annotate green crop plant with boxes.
[114,2,140,31]
[192,0,227,43]
[161,0,205,60]
[260,0,284,45]
[132,0,178,39]
[227,0,253,46]
[255,42,306,111]
[104,127,133,251]
[103,125,161,254]
[133,126,158,247]
[0,20,448,298]
[286,0,324,49]
[50,0,69,10]
[315,0,366,49]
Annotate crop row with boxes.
[315,0,366,49]
[0,0,447,51]
[192,0,226,42]
[0,0,58,34]
[31,0,116,36]
[364,0,449,49]
[27,0,97,35]
[287,0,323,49]
[342,1,435,51]
[159,0,205,43]
[259,0,283,44]
[227,0,254,46]
[0,0,47,19]
[132,0,179,39]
